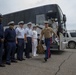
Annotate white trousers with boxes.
[32,39,37,56]
[52,29,57,43]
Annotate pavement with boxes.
[0,49,76,75]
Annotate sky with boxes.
[0,0,76,30]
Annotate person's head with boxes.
[18,21,24,28]
[44,21,49,28]
[33,26,37,30]
[51,18,55,23]
[8,21,14,29]
[0,14,3,23]
[27,22,32,28]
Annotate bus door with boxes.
[45,12,59,48]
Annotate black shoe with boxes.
[26,56,32,59]
[26,57,29,59]
[29,56,32,58]
[44,58,47,62]
[17,59,22,61]
[22,58,25,60]
[19,59,22,61]
[6,62,11,65]
[11,60,17,63]
[0,64,5,67]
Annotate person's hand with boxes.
[24,38,28,43]
[32,39,34,43]
[25,40,28,43]
[16,40,18,44]
[24,38,26,41]
[1,39,4,42]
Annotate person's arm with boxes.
[15,28,18,44]
[4,29,8,42]
[24,28,27,42]
[24,34,27,41]
[32,31,34,43]
[15,39,17,44]
[37,26,43,29]
[15,28,19,35]
[0,25,4,42]
[51,28,58,38]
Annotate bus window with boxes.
[46,12,57,19]
[36,14,45,25]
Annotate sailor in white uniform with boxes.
[32,25,38,56]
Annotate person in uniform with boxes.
[51,18,58,33]
[40,21,58,62]
[32,25,38,56]
[25,22,33,58]
[0,14,5,67]
[16,21,25,61]
[51,19,58,43]
[5,21,17,65]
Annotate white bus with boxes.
[3,4,67,50]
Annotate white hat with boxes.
[27,22,32,25]
[18,21,24,25]
[8,21,14,25]
[36,24,39,26]
[51,18,55,21]
[44,21,49,24]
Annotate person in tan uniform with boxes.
[40,21,58,62]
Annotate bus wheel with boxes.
[68,42,76,49]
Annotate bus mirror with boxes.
[63,14,66,22]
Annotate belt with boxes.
[33,38,37,39]
[7,41,15,42]
[17,38,24,40]
[45,37,52,39]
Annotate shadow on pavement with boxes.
[51,50,66,55]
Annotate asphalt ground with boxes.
[0,49,76,75]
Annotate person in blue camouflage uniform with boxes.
[5,21,17,65]
[0,14,5,67]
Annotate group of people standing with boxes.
[0,14,39,67]
[0,13,58,67]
